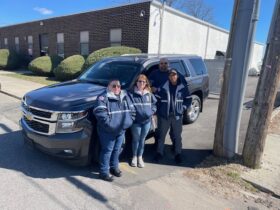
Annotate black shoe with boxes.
[99,174,114,182]
[175,154,182,164]
[110,168,122,177]
[154,153,163,162]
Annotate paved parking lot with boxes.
[0,76,269,209]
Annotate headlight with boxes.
[56,111,87,133]
[58,111,87,121]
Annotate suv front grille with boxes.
[24,116,50,134]
[22,103,52,119]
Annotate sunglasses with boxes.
[160,62,168,65]
[137,80,146,84]
[111,84,121,88]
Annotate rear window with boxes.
[189,58,207,75]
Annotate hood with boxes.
[25,80,106,111]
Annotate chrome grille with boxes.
[24,116,49,133]
[22,103,52,119]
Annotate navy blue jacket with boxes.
[129,88,157,124]
[93,90,135,135]
[155,79,192,120]
[148,69,169,88]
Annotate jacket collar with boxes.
[106,89,127,101]
[162,79,184,92]
[134,87,150,96]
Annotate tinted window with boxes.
[79,60,141,88]
[170,61,187,77]
[189,58,207,75]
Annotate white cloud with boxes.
[33,7,53,15]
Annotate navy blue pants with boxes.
[98,130,124,176]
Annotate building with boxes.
[0,0,264,68]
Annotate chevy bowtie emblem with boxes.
[26,112,34,121]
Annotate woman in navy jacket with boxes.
[129,74,157,168]
[94,79,135,182]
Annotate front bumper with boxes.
[20,118,91,165]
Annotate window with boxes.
[15,37,20,52]
[80,31,89,56]
[80,61,141,89]
[110,28,122,46]
[27,35,33,56]
[57,33,64,58]
[4,38,8,49]
[189,58,207,76]
[170,61,188,77]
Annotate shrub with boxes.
[83,46,141,70]
[0,49,21,70]
[54,55,85,81]
[28,55,63,76]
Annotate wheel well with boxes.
[191,90,203,112]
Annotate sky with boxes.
[0,0,276,44]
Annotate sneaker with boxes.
[154,153,163,162]
[131,156,137,167]
[175,154,182,164]
[99,174,114,182]
[137,156,145,168]
[110,168,122,177]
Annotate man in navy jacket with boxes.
[154,69,192,164]
[93,79,135,181]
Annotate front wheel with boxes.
[183,95,201,124]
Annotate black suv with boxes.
[20,55,209,166]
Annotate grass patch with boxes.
[227,171,240,180]
[2,72,60,86]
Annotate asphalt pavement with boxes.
[0,75,277,209]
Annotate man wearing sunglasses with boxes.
[154,69,192,164]
[93,79,135,182]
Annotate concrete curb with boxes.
[0,90,22,100]
[242,178,280,199]
[0,82,22,100]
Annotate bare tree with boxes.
[117,0,215,23]
[179,0,214,23]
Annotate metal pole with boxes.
[158,0,165,55]
[223,0,260,157]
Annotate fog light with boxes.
[64,149,73,154]
[61,122,74,128]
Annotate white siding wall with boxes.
[148,2,264,67]
[249,42,265,69]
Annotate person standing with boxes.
[149,58,176,151]
[93,79,135,182]
[129,74,157,168]
[154,69,192,164]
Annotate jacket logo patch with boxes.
[98,96,105,101]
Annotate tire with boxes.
[183,95,201,124]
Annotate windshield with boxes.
[79,60,141,88]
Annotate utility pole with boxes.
[243,0,280,169]
[214,0,260,157]
[158,0,166,55]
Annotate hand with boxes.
[151,87,157,93]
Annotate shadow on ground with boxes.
[243,91,280,109]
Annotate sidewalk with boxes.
[0,71,44,99]
[241,134,280,197]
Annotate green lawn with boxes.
[2,72,60,86]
